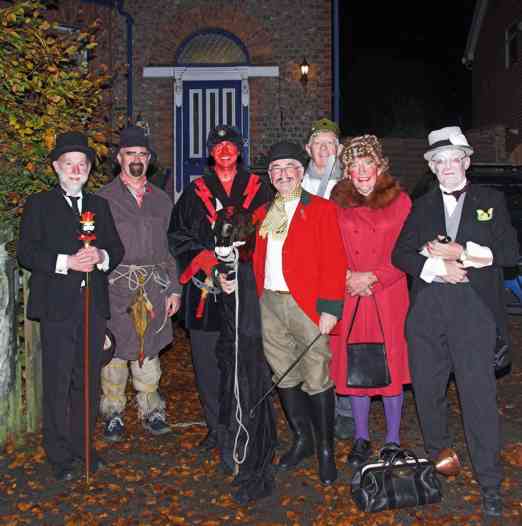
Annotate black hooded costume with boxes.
[168,162,277,504]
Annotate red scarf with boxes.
[120,173,149,207]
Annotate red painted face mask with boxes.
[211,141,240,170]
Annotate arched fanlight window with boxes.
[176,29,250,66]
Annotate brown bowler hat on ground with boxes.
[434,448,461,477]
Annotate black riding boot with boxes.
[309,387,337,485]
[277,386,314,470]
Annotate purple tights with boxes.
[350,392,404,444]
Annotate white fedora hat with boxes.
[424,126,474,161]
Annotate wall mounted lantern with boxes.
[300,57,309,87]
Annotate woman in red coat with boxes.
[329,135,411,468]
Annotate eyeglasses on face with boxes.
[431,153,467,167]
[122,151,150,159]
[269,165,301,177]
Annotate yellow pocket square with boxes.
[476,208,493,221]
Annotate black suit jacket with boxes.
[392,184,519,341]
[18,187,124,321]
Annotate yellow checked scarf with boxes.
[259,188,302,240]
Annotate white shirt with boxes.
[264,198,300,291]
[55,192,109,275]
[420,184,493,283]
[301,172,337,199]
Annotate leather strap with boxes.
[343,230,385,342]
[346,295,386,342]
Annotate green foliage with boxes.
[0,0,111,230]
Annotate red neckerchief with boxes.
[120,173,150,207]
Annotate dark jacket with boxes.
[18,187,124,321]
[168,168,272,331]
[392,184,519,341]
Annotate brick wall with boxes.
[108,0,332,171]
[4,0,331,173]
[472,0,522,156]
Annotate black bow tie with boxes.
[443,184,469,200]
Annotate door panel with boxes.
[182,80,242,183]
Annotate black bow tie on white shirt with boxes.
[442,183,469,201]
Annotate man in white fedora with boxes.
[392,126,519,518]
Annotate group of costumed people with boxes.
[18,117,518,519]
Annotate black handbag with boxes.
[351,448,442,513]
[346,296,391,388]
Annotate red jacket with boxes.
[252,191,347,325]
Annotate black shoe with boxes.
[219,448,235,475]
[334,415,355,440]
[481,487,503,517]
[347,438,372,469]
[198,429,218,451]
[380,442,401,463]
[52,464,75,482]
[277,387,314,471]
[309,388,337,485]
[73,454,106,474]
[104,414,124,442]
[91,455,106,474]
[143,410,171,436]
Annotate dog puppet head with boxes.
[214,206,256,262]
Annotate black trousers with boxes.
[40,289,105,468]
[189,329,220,431]
[406,283,501,489]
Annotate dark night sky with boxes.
[340,1,477,137]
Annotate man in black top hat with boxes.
[97,126,181,441]
[169,125,276,503]
[18,131,124,481]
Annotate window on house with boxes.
[505,22,520,69]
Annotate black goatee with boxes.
[129,163,145,177]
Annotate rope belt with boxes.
[109,263,171,291]
[109,263,171,334]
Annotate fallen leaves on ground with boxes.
[0,321,521,525]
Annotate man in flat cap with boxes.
[169,125,276,504]
[302,118,343,199]
[18,131,124,481]
[251,141,347,485]
[98,126,181,441]
[303,117,353,440]
[392,126,519,518]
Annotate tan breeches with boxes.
[100,356,164,419]
[260,290,333,395]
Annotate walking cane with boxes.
[249,332,322,418]
[79,211,97,484]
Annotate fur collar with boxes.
[330,172,402,209]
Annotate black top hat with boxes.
[207,124,243,152]
[50,131,95,164]
[118,126,156,160]
[267,141,308,168]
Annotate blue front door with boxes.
[178,80,243,197]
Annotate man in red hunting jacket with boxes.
[251,141,347,486]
